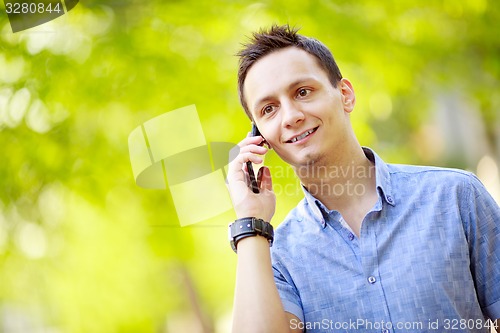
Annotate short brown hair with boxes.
[236,24,343,119]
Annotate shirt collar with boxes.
[301,147,395,228]
[362,147,394,207]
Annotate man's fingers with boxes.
[257,166,273,192]
[227,135,268,192]
[238,144,267,155]
[229,152,263,172]
[228,140,266,173]
[241,135,265,146]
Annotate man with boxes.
[226,25,499,333]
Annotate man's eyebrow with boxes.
[251,77,316,114]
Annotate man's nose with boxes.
[281,101,305,128]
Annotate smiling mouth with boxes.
[286,127,319,143]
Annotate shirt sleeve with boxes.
[272,261,305,323]
[462,173,500,320]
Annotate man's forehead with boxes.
[244,48,325,109]
[247,47,316,77]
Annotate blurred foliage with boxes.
[0,0,499,332]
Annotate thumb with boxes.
[257,166,273,192]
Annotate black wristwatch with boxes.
[228,217,274,253]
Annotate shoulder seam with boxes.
[388,164,474,177]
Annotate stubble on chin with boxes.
[292,152,328,177]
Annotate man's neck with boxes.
[297,145,377,214]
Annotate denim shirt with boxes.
[271,148,500,333]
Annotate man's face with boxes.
[243,47,355,168]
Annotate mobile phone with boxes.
[247,124,261,193]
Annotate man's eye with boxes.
[262,105,274,114]
[298,88,311,97]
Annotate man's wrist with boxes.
[228,217,274,253]
[234,234,270,253]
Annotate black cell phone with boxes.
[247,124,261,193]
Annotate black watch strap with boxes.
[228,217,274,253]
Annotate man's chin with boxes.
[290,152,326,169]
[275,146,326,168]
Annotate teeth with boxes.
[291,129,314,142]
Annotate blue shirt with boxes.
[271,148,500,333]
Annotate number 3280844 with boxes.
[5,2,62,14]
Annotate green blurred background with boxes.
[1,0,499,332]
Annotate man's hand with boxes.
[227,135,298,333]
[227,135,276,221]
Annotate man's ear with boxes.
[340,78,356,113]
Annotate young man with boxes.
[226,25,500,333]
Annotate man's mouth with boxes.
[286,127,319,143]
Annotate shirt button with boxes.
[368,276,377,284]
[387,195,393,203]
[382,329,390,333]
[348,233,355,241]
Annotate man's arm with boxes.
[463,175,500,333]
[227,135,302,333]
[232,235,302,333]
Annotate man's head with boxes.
[236,25,357,169]
[237,24,343,119]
